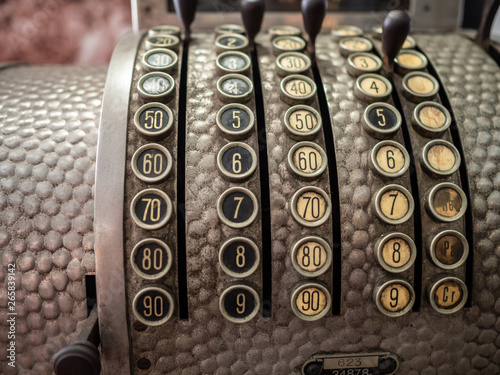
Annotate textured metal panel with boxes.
[0,65,106,374]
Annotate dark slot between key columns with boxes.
[177,39,189,320]
[250,46,272,317]
[311,64,342,315]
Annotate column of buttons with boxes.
[337,26,416,316]
[130,25,180,325]
[214,25,260,323]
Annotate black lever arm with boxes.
[477,0,500,49]
[382,10,411,77]
[301,0,328,59]
[173,0,199,41]
[241,0,266,47]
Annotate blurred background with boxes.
[0,0,489,65]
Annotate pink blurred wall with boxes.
[0,0,132,65]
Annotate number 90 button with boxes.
[131,188,173,230]
[219,237,260,278]
[375,232,416,273]
[291,186,331,227]
[291,282,331,320]
[218,187,259,228]
[131,238,173,279]
[373,185,414,225]
[291,236,332,277]
[216,103,255,140]
[217,142,257,181]
[427,275,467,314]
[287,141,327,180]
[132,144,173,183]
[362,102,402,139]
[370,140,410,178]
[220,284,260,323]
[134,103,174,140]
[132,286,175,326]
[374,279,415,317]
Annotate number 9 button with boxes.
[374,279,415,317]
[219,284,260,323]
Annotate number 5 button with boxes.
[363,103,402,139]
[373,185,414,225]
[218,187,258,228]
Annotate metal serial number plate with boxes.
[302,353,399,375]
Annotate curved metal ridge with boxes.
[94,32,143,375]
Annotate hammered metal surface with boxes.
[0,65,105,374]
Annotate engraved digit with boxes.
[143,247,151,270]
[298,151,307,170]
[232,110,241,128]
[360,58,368,68]
[144,295,152,317]
[236,245,245,268]
[305,113,314,129]
[370,80,379,93]
[309,151,318,170]
[386,149,395,169]
[232,153,242,173]
[236,293,245,314]
[227,38,236,47]
[302,246,311,267]
[393,241,401,263]
[295,113,304,129]
[233,196,244,219]
[229,58,237,69]
[154,153,162,174]
[143,153,152,174]
[389,192,399,216]
[313,245,322,267]
[141,198,161,222]
[153,247,162,270]
[376,108,386,127]
[390,287,399,308]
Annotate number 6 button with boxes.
[374,279,415,317]
[217,142,257,181]
[373,185,414,225]
[218,187,259,228]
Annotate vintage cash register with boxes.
[2,0,500,374]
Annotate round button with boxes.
[284,105,322,140]
[219,284,260,323]
[401,35,416,49]
[142,48,178,73]
[130,188,173,230]
[412,101,451,137]
[291,282,331,321]
[276,52,312,77]
[217,187,259,228]
[216,74,253,103]
[427,275,467,314]
[291,186,331,227]
[287,141,327,180]
[216,103,255,140]
[131,239,173,279]
[370,25,382,39]
[215,24,246,36]
[219,237,260,278]
[346,52,383,76]
[269,25,302,39]
[375,233,417,273]
[216,51,251,75]
[215,33,249,53]
[131,143,173,183]
[425,183,467,222]
[395,50,428,75]
[148,25,181,38]
[373,184,414,225]
[291,236,332,277]
[217,142,257,181]
[145,34,180,51]
[272,36,306,55]
[421,140,461,177]
[362,102,402,138]
[137,72,175,101]
[427,230,468,270]
[402,72,439,102]
[331,25,363,41]
[280,74,317,105]
[132,286,175,326]
[374,279,415,317]
[370,140,410,178]
[134,103,174,139]
[355,74,392,103]
[339,36,373,56]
